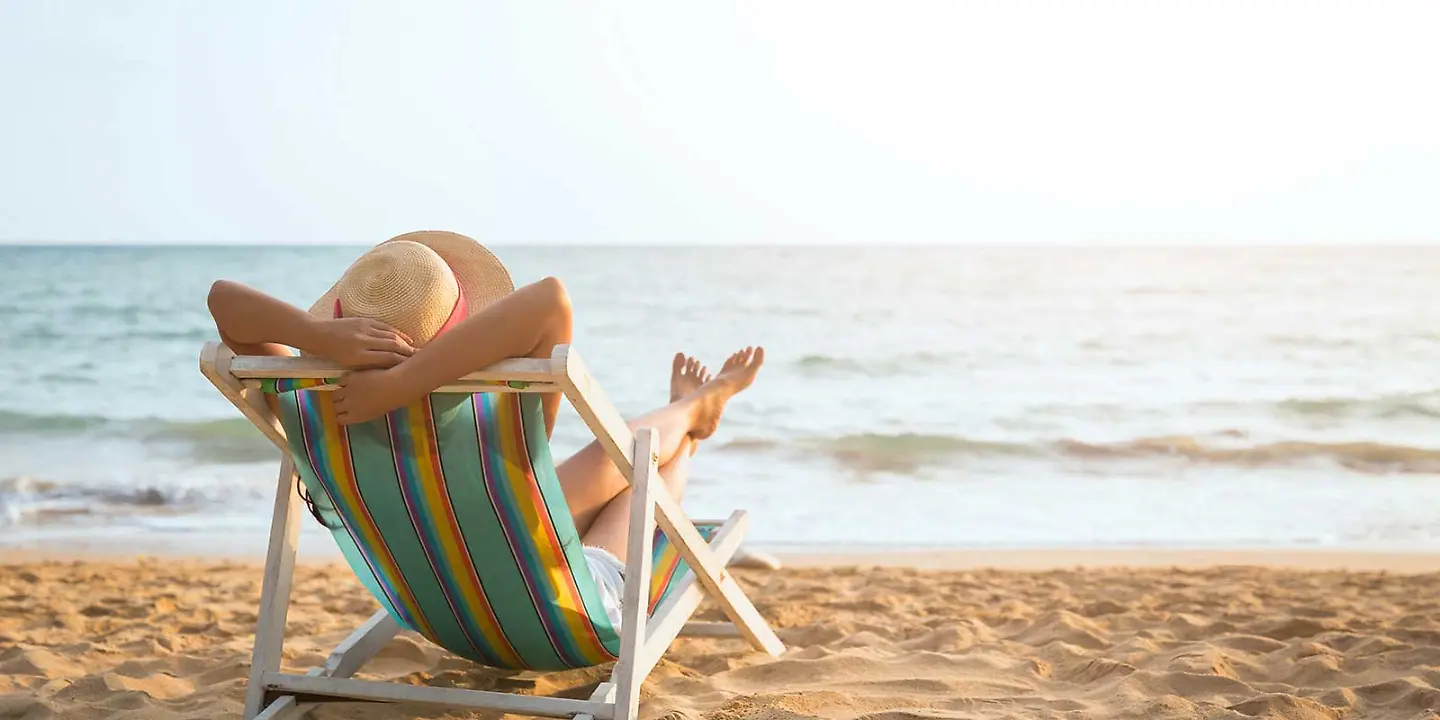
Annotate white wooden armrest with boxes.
[227,353,561,383]
[551,345,637,479]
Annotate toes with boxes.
[714,346,765,375]
[672,352,685,374]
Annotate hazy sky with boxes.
[3,2,1438,245]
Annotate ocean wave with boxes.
[718,437,785,453]
[138,328,215,342]
[1274,392,1440,420]
[14,326,215,344]
[720,432,1440,475]
[1123,285,1201,296]
[1021,393,1440,422]
[0,475,265,527]
[0,409,105,432]
[0,410,275,464]
[1267,334,1362,350]
[141,418,278,464]
[816,433,1033,473]
[61,328,216,343]
[53,303,146,320]
[719,432,1039,473]
[795,352,956,377]
[1054,437,1440,473]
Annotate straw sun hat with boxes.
[309,231,514,345]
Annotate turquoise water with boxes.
[4,245,1440,554]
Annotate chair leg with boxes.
[252,609,400,719]
[612,429,661,720]
[652,493,786,656]
[680,621,744,637]
[244,458,304,719]
[571,682,616,720]
[635,511,756,682]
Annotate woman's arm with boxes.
[207,280,415,367]
[331,276,572,426]
[208,280,323,357]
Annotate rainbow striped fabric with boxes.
[260,378,531,394]
[269,387,716,671]
[260,378,334,393]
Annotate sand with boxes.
[3,554,1440,720]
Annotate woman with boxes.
[207,231,763,627]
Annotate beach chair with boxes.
[199,341,785,720]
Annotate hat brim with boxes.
[308,231,515,322]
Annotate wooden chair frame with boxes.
[198,342,785,720]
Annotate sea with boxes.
[3,245,1440,556]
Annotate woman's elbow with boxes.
[536,276,572,321]
[207,280,237,316]
[207,280,259,330]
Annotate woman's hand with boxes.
[311,318,415,369]
[332,367,420,425]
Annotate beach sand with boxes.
[4,552,1440,720]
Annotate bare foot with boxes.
[688,346,764,440]
[670,353,711,403]
[671,354,711,455]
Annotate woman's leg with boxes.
[557,399,704,536]
[559,347,763,539]
[579,436,694,562]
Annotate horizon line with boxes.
[4,240,1440,248]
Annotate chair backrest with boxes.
[260,377,711,672]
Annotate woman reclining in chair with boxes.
[206,231,763,629]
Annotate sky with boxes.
[2,1,1438,245]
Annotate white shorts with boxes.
[583,546,626,630]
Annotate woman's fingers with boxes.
[355,329,413,355]
[332,381,363,425]
[360,320,407,337]
[386,335,416,355]
[365,329,415,354]
[332,386,351,420]
[356,320,412,343]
